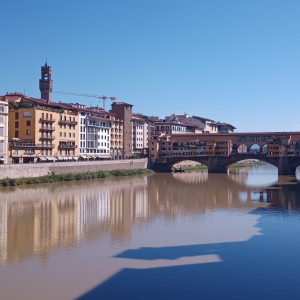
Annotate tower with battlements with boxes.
[39,62,53,103]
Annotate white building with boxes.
[168,114,235,134]
[0,97,9,164]
[155,121,189,135]
[69,104,112,159]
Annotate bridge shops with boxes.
[149,132,300,175]
[150,135,234,164]
[149,132,300,164]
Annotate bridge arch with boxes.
[224,158,276,169]
[171,159,208,171]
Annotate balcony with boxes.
[58,119,78,125]
[37,143,55,148]
[40,126,55,131]
[40,117,55,123]
[59,144,77,149]
[10,142,39,148]
[40,135,55,140]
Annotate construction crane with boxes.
[54,91,117,110]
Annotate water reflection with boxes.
[0,165,300,269]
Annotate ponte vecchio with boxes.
[149,132,300,175]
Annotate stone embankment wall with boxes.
[0,159,148,180]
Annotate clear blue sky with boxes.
[1,0,300,132]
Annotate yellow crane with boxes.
[54,91,117,111]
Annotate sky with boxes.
[1,0,300,132]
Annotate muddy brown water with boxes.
[0,164,300,299]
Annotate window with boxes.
[69,133,71,138]
[0,116,3,123]
[73,133,75,138]
[27,120,31,126]
[60,132,62,137]
[0,128,3,136]
[15,121,19,128]
[26,129,31,135]
[23,112,31,117]
[0,106,4,112]
[64,132,66,137]
[15,130,19,138]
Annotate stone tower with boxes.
[39,62,53,103]
[111,102,133,159]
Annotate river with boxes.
[0,164,300,299]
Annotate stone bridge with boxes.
[152,154,300,175]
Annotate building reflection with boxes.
[0,169,299,267]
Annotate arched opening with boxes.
[237,144,247,154]
[249,144,260,154]
[172,159,208,172]
[262,144,267,154]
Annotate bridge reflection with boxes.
[0,169,299,267]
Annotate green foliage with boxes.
[0,168,154,187]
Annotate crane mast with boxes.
[54,91,117,110]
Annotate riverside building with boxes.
[5,93,79,163]
[0,97,9,164]
[111,102,133,158]
[166,114,236,134]
[66,103,112,159]
[149,134,233,164]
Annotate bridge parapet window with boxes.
[249,136,260,142]
[237,136,247,142]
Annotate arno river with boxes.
[0,164,300,300]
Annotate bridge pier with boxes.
[277,157,296,176]
[152,163,173,173]
[207,165,228,174]
[207,157,228,174]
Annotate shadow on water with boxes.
[78,179,300,300]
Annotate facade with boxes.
[6,94,79,163]
[0,97,9,164]
[67,103,124,160]
[111,102,133,158]
[155,122,189,135]
[110,116,123,160]
[67,103,112,159]
[149,135,233,163]
[132,117,145,157]
[267,135,291,157]
[167,114,236,134]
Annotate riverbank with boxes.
[0,158,148,180]
[182,161,267,172]
[0,168,154,187]
[229,161,266,169]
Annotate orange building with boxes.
[6,94,79,163]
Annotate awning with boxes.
[46,156,56,161]
[0,158,5,161]
[12,138,20,141]
[73,156,78,161]
[57,157,64,161]
[39,157,47,161]
[64,157,69,160]
[80,155,87,159]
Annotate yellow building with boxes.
[7,94,79,163]
[267,135,290,158]
[110,116,123,160]
[207,139,216,156]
